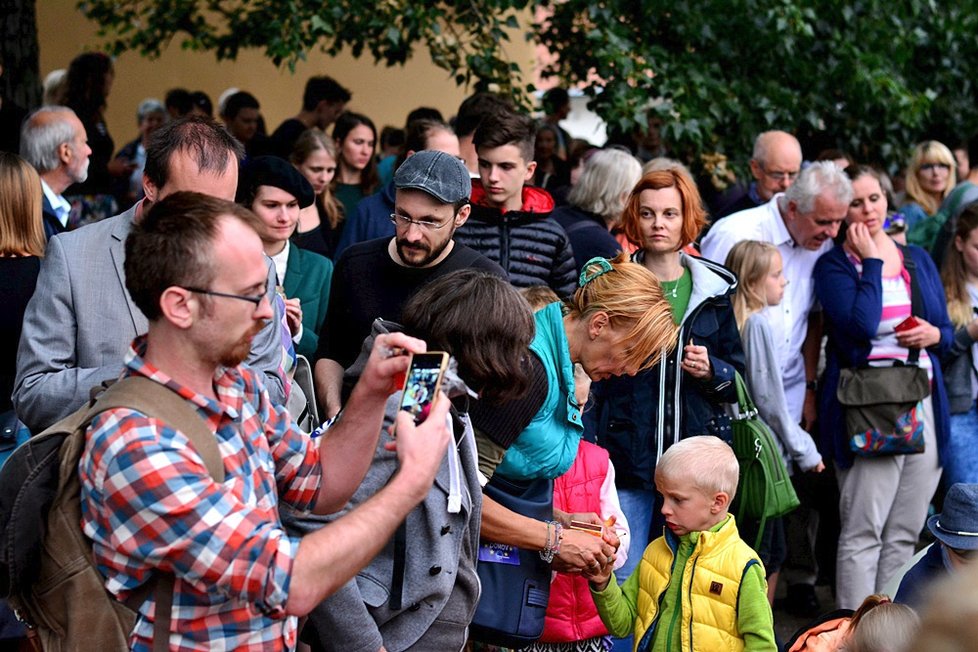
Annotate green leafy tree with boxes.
[78,0,536,104]
[80,0,978,175]
[538,0,978,175]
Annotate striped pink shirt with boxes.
[850,254,933,379]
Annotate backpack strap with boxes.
[90,376,225,482]
[87,376,226,651]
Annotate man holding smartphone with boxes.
[313,150,506,418]
[78,191,453,651]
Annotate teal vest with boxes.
[494,302,584,480]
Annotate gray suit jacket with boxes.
[13,205,286,432]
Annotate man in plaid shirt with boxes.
[79,191,453,651]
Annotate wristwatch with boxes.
[805,380,818,392]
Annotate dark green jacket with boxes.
[284,245,333,359]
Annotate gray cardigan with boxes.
[943,325,977,414]
[296,393,483,652]
[741,312,822,472]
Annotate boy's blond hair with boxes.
[654,436,739,502]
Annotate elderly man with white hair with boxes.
[19,105,92,238]
[701,160,853,616]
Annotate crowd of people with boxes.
[4,51,978,652]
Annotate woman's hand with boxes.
[894,316,941,349]
[551,529,616,575]
[845,222,880,261]
[284,297,303,337]
[681,343,713,380]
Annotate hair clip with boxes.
[579,257,614,287]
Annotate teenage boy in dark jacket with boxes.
[454,110,577,298]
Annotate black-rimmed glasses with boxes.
[181,286,266,309]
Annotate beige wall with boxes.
[38,1,537,149]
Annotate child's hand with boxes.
[601,514,621,551]
[584,556,614,591]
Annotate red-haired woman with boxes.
[584,168,746,589]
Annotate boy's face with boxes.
[478,144,536,212]
[656,473,726,537]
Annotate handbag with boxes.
[730,372,800,549]
[470,474,553,649]
[837,362,929,456]
[836,246,931,457]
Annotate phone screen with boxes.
[399,352,449,424]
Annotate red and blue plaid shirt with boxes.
[80,336,321,651]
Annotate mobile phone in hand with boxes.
[399,352,449,424]
[894,316,920,333]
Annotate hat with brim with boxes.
[928,483,978,550]
[237,155,315,209]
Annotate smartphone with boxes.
[399,352,449,424]
[894,316,920,333]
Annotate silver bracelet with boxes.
[539,520,563,563]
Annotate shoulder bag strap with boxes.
[89,376,226,651]
[897,245,923,365]
[92,376,225,482]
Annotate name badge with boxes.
[478,542,520,565]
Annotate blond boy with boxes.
[587,436,776,651]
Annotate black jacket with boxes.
[454,184,577,298]
[583,253,745,491]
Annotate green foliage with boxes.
[537,0,978,173]
[79,0,978,174]
[77,0,538,104]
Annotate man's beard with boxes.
[218,322,264,368]
[395,235,451,268]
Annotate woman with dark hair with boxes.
[294,269,536,652]
[236,156,333,360]
[584,168,745,588]
[61,52,133,225]
[533,122,571,193]
[291,128,344,258]
[332,112,379,220]
[815,164,950,609]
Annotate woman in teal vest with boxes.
[474,254,677,572]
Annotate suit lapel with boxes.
[110,207,148,335]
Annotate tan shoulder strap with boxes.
[89,376,225,652]
[90,376,225,483]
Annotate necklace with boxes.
[660,270,690,299]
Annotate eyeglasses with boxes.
[920,162,951,172]
[389,213,450,231]
[181,286,266,309]
[761,167,800,182]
